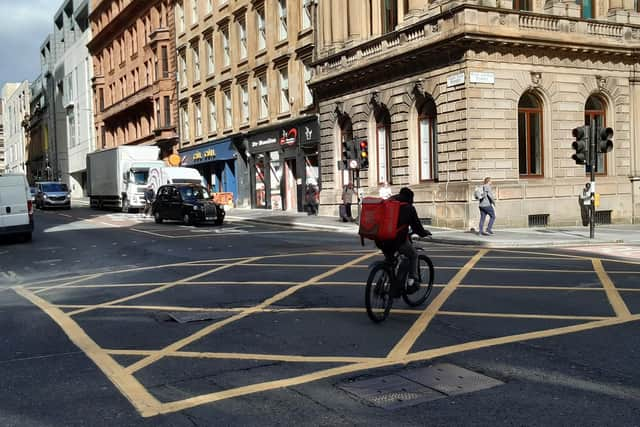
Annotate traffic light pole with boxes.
[589,125,596,239]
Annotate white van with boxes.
[0,173,34,242]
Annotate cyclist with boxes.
[377,187,431,294]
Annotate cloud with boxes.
[0,0,62,87]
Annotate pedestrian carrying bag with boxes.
[358,197,405,243]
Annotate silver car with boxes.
[35,181,71,210]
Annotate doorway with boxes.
[284,158,298,211]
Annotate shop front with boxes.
[248,116,320,211]
[180,137,240,207]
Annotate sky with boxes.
[0,0,62,89]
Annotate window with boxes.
[67,110,76,147]
[206,37,214,74]
[513,0,532,10]
[195,103,202,137]
[585,95,607,174]
[381,0,398,34]
[161,46,169,78]
[301,0,312,29]
[257,8,266,50]
[177,1,185,32]
[580,0,594,18]
[258,74,268,119]
[418,99,437,181]
[376,109,392,184]
[240,82,249,123]
[181,105,190,141]
[238,19,247,59]
[179,51,187,87]
[279,67,289,113]
[192,44,200,82]
[208,94,217,133]
[191,0,198,25]
[223,88,232,129]
[222,26,230,67]
[163,96,171,127]
[99,88,105,111]
[518,92,543,176]
[303,63,313,107]
[278,0,287,40]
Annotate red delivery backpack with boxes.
[358,197,406,244]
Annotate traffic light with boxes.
[342,139,357,160]
[571,126,589,165]
[357,140,369,170]
[598,127,613,153]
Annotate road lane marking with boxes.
[592,259,632,318]
[125,251,378,375]
[387,249,488,360]
[67,257,263,316]
[34,274,104,295]
[14,287,162,417]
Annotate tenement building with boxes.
[311,0,640,227]
[88,0,178,159]
[176,0,319,210]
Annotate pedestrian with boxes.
[378,181,392,200]
[341,183,355,222]
[477,176,496,235]
[578,182,592,226]
[143,184,155,217]
[305,181,320,216]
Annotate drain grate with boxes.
[339,364,503,409]
[338,374,446,410]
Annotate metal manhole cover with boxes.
[338,374,446,410]
[400,363,503,396]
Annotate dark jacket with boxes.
[376,191,429,251]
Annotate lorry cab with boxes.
[0,173,34,242]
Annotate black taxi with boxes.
[152,184,225,226]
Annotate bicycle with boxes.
[365,236,434,323]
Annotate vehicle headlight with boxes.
[192,205,201,211]
[43,194,49,199]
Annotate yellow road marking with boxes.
[592,259,632,318]
[438,311,610,321]
[404,314,640,363]
[387,249,488,360]
[34,273,104,295]
[14,287,162,417]
[57,304,245,313]
[126,252,378,374]
[67,257,262,316]
[106,349,379,364]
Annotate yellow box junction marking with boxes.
[592,258,632,318]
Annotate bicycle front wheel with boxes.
[365,265,393,323]
[402,254,434,307]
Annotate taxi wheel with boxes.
[154,211,163,224]
[183,213,193,226]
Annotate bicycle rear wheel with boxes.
[365,265,393,323]
[402,254,434,307]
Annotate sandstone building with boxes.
[311,0,640,227]
[88,0,178,159]
[176,0,318,210]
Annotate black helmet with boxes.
[398,187,414,204]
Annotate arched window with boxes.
[376,108,392,184]
[418,98,437,181]
[339,115,354,185]
[585,95,607,174]
[518,92,543,176]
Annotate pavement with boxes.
[72,198,640,248]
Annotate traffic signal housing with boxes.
[342,140,354,160]
[571,126,589,165]
[357,139,369,170]
[599,127,613,153]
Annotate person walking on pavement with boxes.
[305,181,320,216]
[379,181,392,200]
[143,184,155,217]
[341,183,355,222]
[478,176,496,235]
[579,182,592,226]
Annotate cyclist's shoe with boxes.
[406,276,421,294]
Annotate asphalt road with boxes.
[0,207,639,426]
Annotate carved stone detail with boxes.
[596,75,607,90]
[531,72,542,86]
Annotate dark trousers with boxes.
[479,205,496,233]
[344,203,352,220]
[397,240,418,280]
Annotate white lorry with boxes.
[0,173,34,242]
[147,166,207,195]
[86,146,164,212]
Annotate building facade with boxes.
[88,0,178,160]
[27,76,51,184]
[0,101,4,173]
[311,0,640,227]
[1,82,30,174]
[176,0,319,210]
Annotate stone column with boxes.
[407,0,429,15]
[321,0,332,49]
[371,0,382,36]
[630,76,640,223]
[348,0,366,40]
[331,0,348,44]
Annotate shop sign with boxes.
[186,148,216,164]
[279,128,298,146]
[249,135,278,149]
